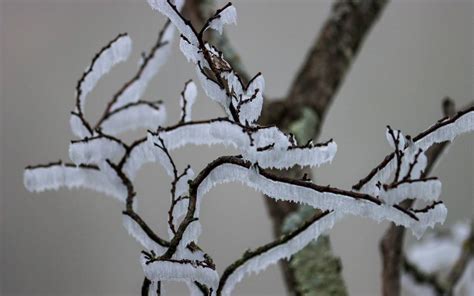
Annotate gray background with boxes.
[1,0,473,295]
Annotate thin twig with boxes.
[379,98,458,296]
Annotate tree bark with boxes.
[264,1,389,295]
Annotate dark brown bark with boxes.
[265,2,388,293]
[260,0,390,232]
[266,0,389,129]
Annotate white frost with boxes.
[416,110,474,150]
[220,212,342,296]
[146,0,198,45]
[379,179,441,205]
[176,220,201,248]
[77,34,132,112]
[179,37,206,66]
[101,102,166,135]
[110,23,174,111]
[180,81,197,122]
[237,74,265,124]
[385,127,405,151]
[141,256,218,290]
[149,120,336,169]
[175,168,194,198]
[123,138,175,179]
[358,111,474,195]
[196,66,232,117]
[69,113,92,138]
[24,163,127,202]
[171,198,189,230]
[195,163,446,238]
[206,4,237,35]
[122,214,167,254]
[69,137,126,164]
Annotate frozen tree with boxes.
[23,0,474,295]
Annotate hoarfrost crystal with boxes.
[23,0,474,294]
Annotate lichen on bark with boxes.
[283,107,347,296]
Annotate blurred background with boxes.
[1,0,473,295]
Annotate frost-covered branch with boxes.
[23,1,473,295]
[354,104,474,194]
[217,210,333,295]
[379,99,474,296]
[97,21,174,124]
[72,33,131,137]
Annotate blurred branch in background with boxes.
[402,220,474,296]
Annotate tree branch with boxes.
[262,0,389,136]
[402,256,445,295]
[402,219,474,296]
[183,0,249,82]
[183,1,389,295]
[272,1,389,295]
[379,98,458,296]
[445,220,474,295]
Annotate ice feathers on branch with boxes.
[149,0,263,127]
[192,157,446,238]
[354,107,474,194]
[148,119,337,169]
[24,162,127,202]
[180,80,197,123]
[226,72,265,124]
[70,112,93,138]
[218,211,337,295]
[141,256,218,290]
[180,37,205,65]
[123,214,168,254]
[100,101,167,135]
[70,33,132,138]
[175,167,194,198]
[24,1,474,295]
[69,136,127,164]
[202,3,237,35]
[147,0,198,44]
[385,127,405,148]
[121,138,175,181]
[75,34,132,114]
[379,178,441,206]
[195,64,232,116]
[107,21,175,112]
